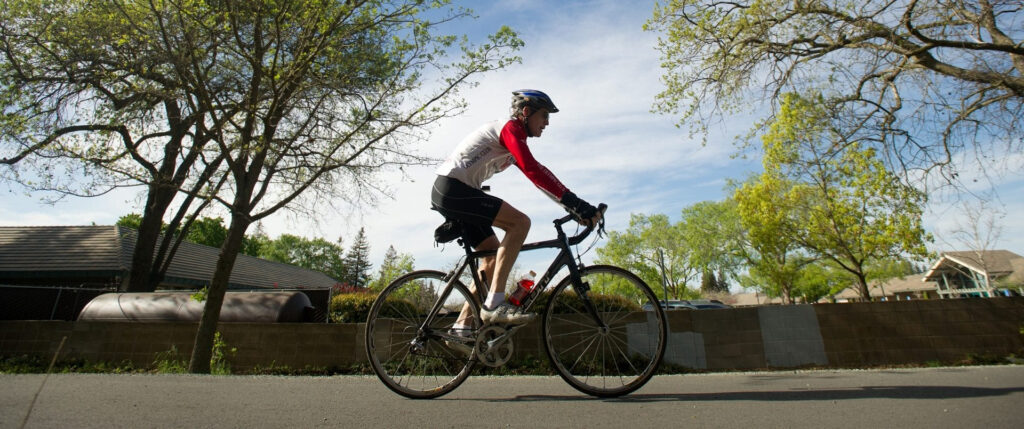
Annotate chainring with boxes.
[474,325,514,367]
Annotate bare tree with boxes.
[0,0,235,292]
[645,0,1024,185]
[180,0,522,373]
[934,197,1007,292]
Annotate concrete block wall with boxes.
[0,321,369,371]
[1,298,1022,372]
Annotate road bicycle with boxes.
[364,204,667,399]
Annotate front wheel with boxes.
[542,265,667,397]
[364,270,480,399]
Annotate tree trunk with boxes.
[125,187,176,292]
[188,214,251,373]
[856,274,871,302]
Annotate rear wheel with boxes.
[365,270,480,399]
[542,265,667,397]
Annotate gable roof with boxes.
[0,225,337,290]
[923,250,1024,282]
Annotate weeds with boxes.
[151,332,236,375]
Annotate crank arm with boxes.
[484,324,523,349]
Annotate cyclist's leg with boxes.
[456,234,497,327]
[455,203,529,322]
[487,202,530,298]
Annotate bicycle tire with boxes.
[365,270,480,399]
[542,265,667,397]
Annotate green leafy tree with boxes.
[117,214,228,248]
[597,213,697,300]
[678,200,744,294]
[368,245,415,291]
[733,174,809,304]
[185,217,230,249]
[260,234,347,281]
[116,214,145,231]
[645,0,1024,183]
[794,261,850,304]
[760,93,933,300]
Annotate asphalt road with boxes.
[3,366,1023,428]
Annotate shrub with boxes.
[329,293,418,323]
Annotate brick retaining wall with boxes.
[1,298,1022,371]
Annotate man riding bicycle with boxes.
[431,89,602,329]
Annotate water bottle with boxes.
[509,270,536,307]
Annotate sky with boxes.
[2,0,1023,284]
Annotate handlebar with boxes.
[557,203,607,246]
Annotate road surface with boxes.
[3,366,1023,428]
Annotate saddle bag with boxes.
[434,220,462,244]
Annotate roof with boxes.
[0,225,128,275]
[833,273,937,300]
[923,250,1024,282]
[0,225,337,290]
[729,292,786,306]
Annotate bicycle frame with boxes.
[420,210,606,333]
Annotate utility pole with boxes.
[657,248,670,305]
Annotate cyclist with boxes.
[431,89,601,332]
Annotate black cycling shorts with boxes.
[430,175,502,247]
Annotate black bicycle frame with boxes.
[420,210,607,332]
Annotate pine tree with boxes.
[369,245,415,291]
[343,228,372,288]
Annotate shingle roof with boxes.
[0,225,337,290]
[832,274,937,300]
[0,226,129,274]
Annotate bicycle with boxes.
[364,204,667,399]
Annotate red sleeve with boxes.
[500,120,569,200]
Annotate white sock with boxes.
[484,292,505,310]
[450,323,470,336]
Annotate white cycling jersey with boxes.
[435,119,568,200]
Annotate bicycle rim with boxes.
[365,270,480,399]
[542,265,667,397]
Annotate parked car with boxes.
[642,300,698,311]
[687,299,733,309]
[642,299,732,311]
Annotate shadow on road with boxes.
[466,385,1024,403]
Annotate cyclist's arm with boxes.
[500,121,599,224]
[500,122,568,200]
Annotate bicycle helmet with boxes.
[511,89,559,116]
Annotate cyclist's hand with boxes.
[560,191,599,226]
[580,209,603,228]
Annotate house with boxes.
[923,250,1024,298]
[0,225,337,320]
[828,250,1024,302]
[832,274,939,302]
[728,291,786,306]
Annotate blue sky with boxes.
[2,0,1022,283]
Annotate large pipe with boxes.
[78,291,313,323]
